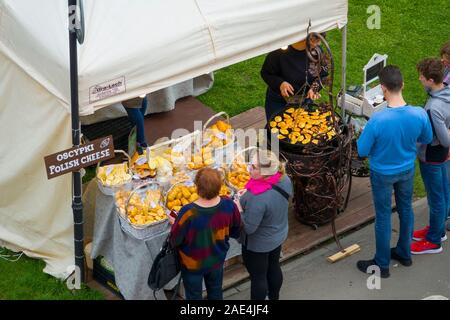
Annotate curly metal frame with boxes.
[281,30,353,251]
[281,128,352,251]
[308,31,353,251]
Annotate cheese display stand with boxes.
[89,112,243,299]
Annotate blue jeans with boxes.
[181,267,224,300]
[124,97,148,145]
[370,168,415,269]
[420,161,449,244]
[264,88,286,122]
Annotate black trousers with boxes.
[241,245,283,300]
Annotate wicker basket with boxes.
[96,150,133,196]
[164,180,196,215]
[147,130,202,175]
[116,181,170,240]
[218,167,235,199]
[164,174,234,217]
[203,112,237,166]
[224,146,257,192]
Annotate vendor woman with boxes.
[260,34,327,121]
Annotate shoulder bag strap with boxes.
[271,184,290,201]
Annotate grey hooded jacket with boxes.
[417,85,450,163]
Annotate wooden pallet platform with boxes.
[143,96,217,145]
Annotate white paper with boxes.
[135,156,147,166]
[215,132,227,140]
[184,181,194,187]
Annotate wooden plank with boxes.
[327,244,361,263]
[285,180,372,231]
[223,255,242,269]
[341,193,373,217]
[143,96,216,145]
[282,202,378,260]
[348,177,371,201]
[230,106,265,124]
[222,264,249,290]
[230,107,266,129]
[245,119,267,130]
[282,227,330,260]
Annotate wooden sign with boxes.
[44,136,115,180]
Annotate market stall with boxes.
[0,0,348,295]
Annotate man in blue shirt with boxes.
[356,65,432,278]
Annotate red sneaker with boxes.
[413,226,447,242]
[411,240,443,255]
[413,226,430,241]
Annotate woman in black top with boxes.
[261,35,325,121]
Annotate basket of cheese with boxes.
[225,147,257,192]
[96,150,133,196]
[114,181,169,240]
[202,112,237,165]
[165,175,233,216]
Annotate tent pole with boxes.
[341,24,348,122]
[68,0,85,284]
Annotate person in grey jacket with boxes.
[440,41,450,231]
[235,150,293,300]
[412,58,450,254]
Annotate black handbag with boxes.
[148,234,181,300]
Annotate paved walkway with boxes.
[225,198,450,300]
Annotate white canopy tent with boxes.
[0,0,348,278]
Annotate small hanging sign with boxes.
[44,136,115,180]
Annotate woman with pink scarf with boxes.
[235,150,292,300]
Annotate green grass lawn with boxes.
[0,249,104,300]
[198,0,450,198]
[2,0,447,300]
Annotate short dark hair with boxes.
[378,65,403,92]
[417,58,444,84]
[440,40,450,60]
[194,168,222,200]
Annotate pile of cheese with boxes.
[227,162,250,191]
[115,189,167,226]
[270,108,337,145]
[97,163,132,186]
[131,150,156,179]
[187,147,215,171]
[203,120,234,149]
